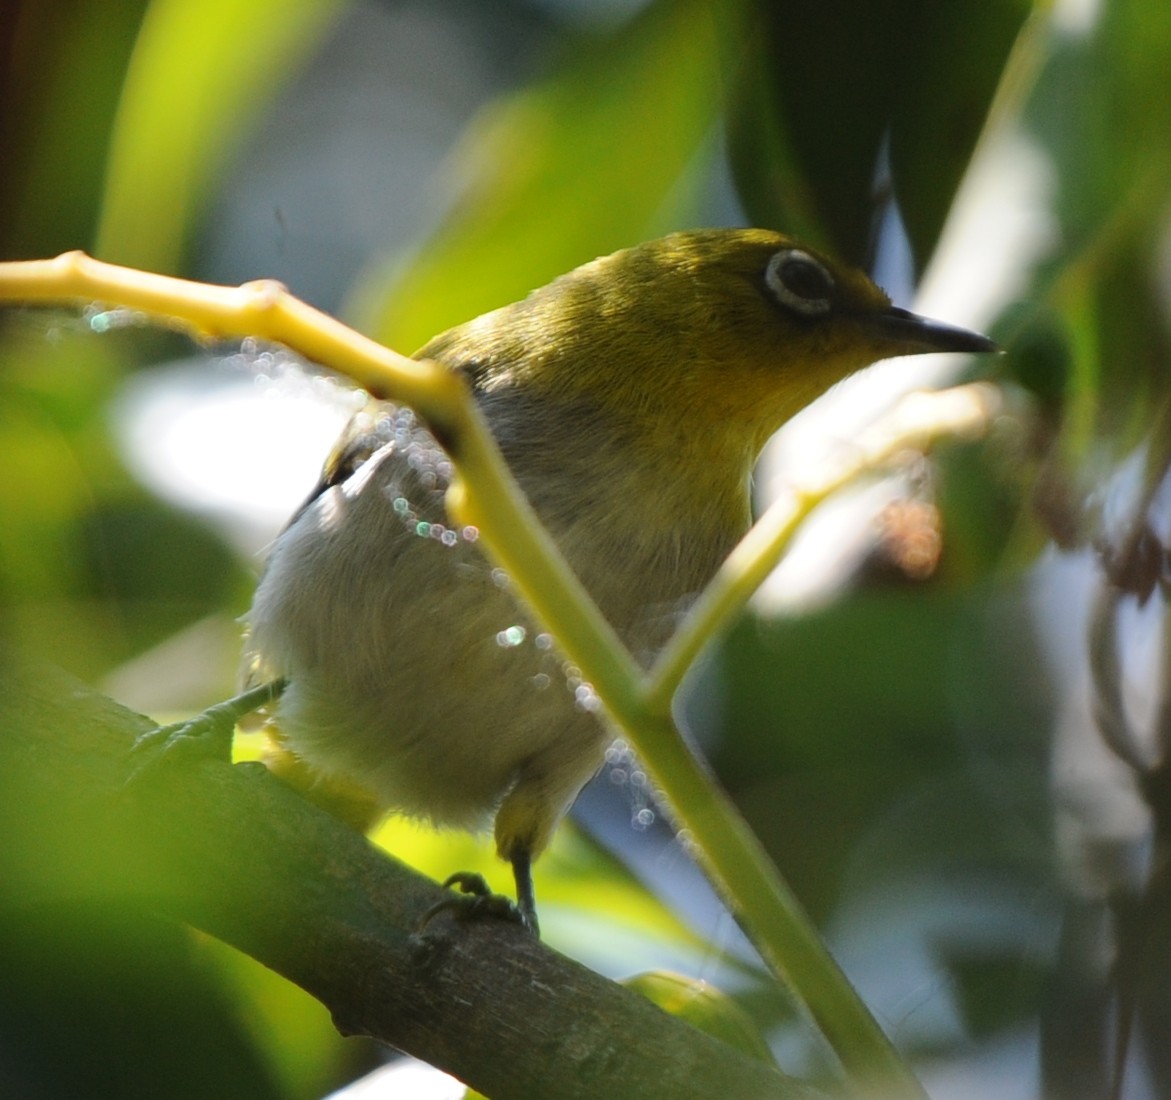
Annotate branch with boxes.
[0,660,821,1100]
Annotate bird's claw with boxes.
[420,871,535,934]
[124,681,284,791]
[125,712,233,791]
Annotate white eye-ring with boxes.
[764,248,835,317]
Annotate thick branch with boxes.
[0,661,820,1100]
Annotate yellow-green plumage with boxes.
[244,228,994,932]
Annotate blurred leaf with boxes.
[74,494,247,649]
[942,948,1050,1040]
[624,970,777,1064]
[0,320,251,677]
[96,0,347,271]
[888,0,1031,270]
[729,0,1028,270]
[357,0,737,354]
[1032,3,1171,260]
[997,301,1071,416]
[934,433,1042,582]
[202,936,372,1100]
[1016,3,1171,543]
[0,0,150,259]
[0,325,126,619]
[0,905,283,1100]
[714,585,1050,919]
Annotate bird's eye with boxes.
[764,249,835,317]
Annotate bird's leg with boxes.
[420,768,553,935]
[126,679,286,783]
[510,848,540,937]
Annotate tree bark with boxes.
[0,659,823,1100]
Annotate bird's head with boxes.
[417,228,996,463]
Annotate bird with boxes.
[241,227,996,934]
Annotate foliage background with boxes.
[2,0,1170,1096]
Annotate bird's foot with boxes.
[421,871,537,936]
[125,680,285,788]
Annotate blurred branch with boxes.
[646,384,1003,710]
[0,659,819,1100]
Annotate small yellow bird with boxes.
[243,228,995,933]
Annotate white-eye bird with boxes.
[243,228,996,933]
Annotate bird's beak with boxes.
[869,306,999,356]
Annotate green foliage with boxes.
[0,906,288,1100]
[0,2,150,259]
[359,0,734,353]
[96,0,348,271]
[729,0,1030,269]
[1024,1,1171,470]
[624,970,777,1064]
[3,0,1171,1095]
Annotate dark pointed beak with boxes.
[870,306,999,356]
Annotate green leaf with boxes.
[96,0,347,272]
[356,0,735,355]
[0,1,150,259]
[889,0,1031,270]
[729,0,1028,271]
[624,970,777,1065]
[1019,3,1171,487]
